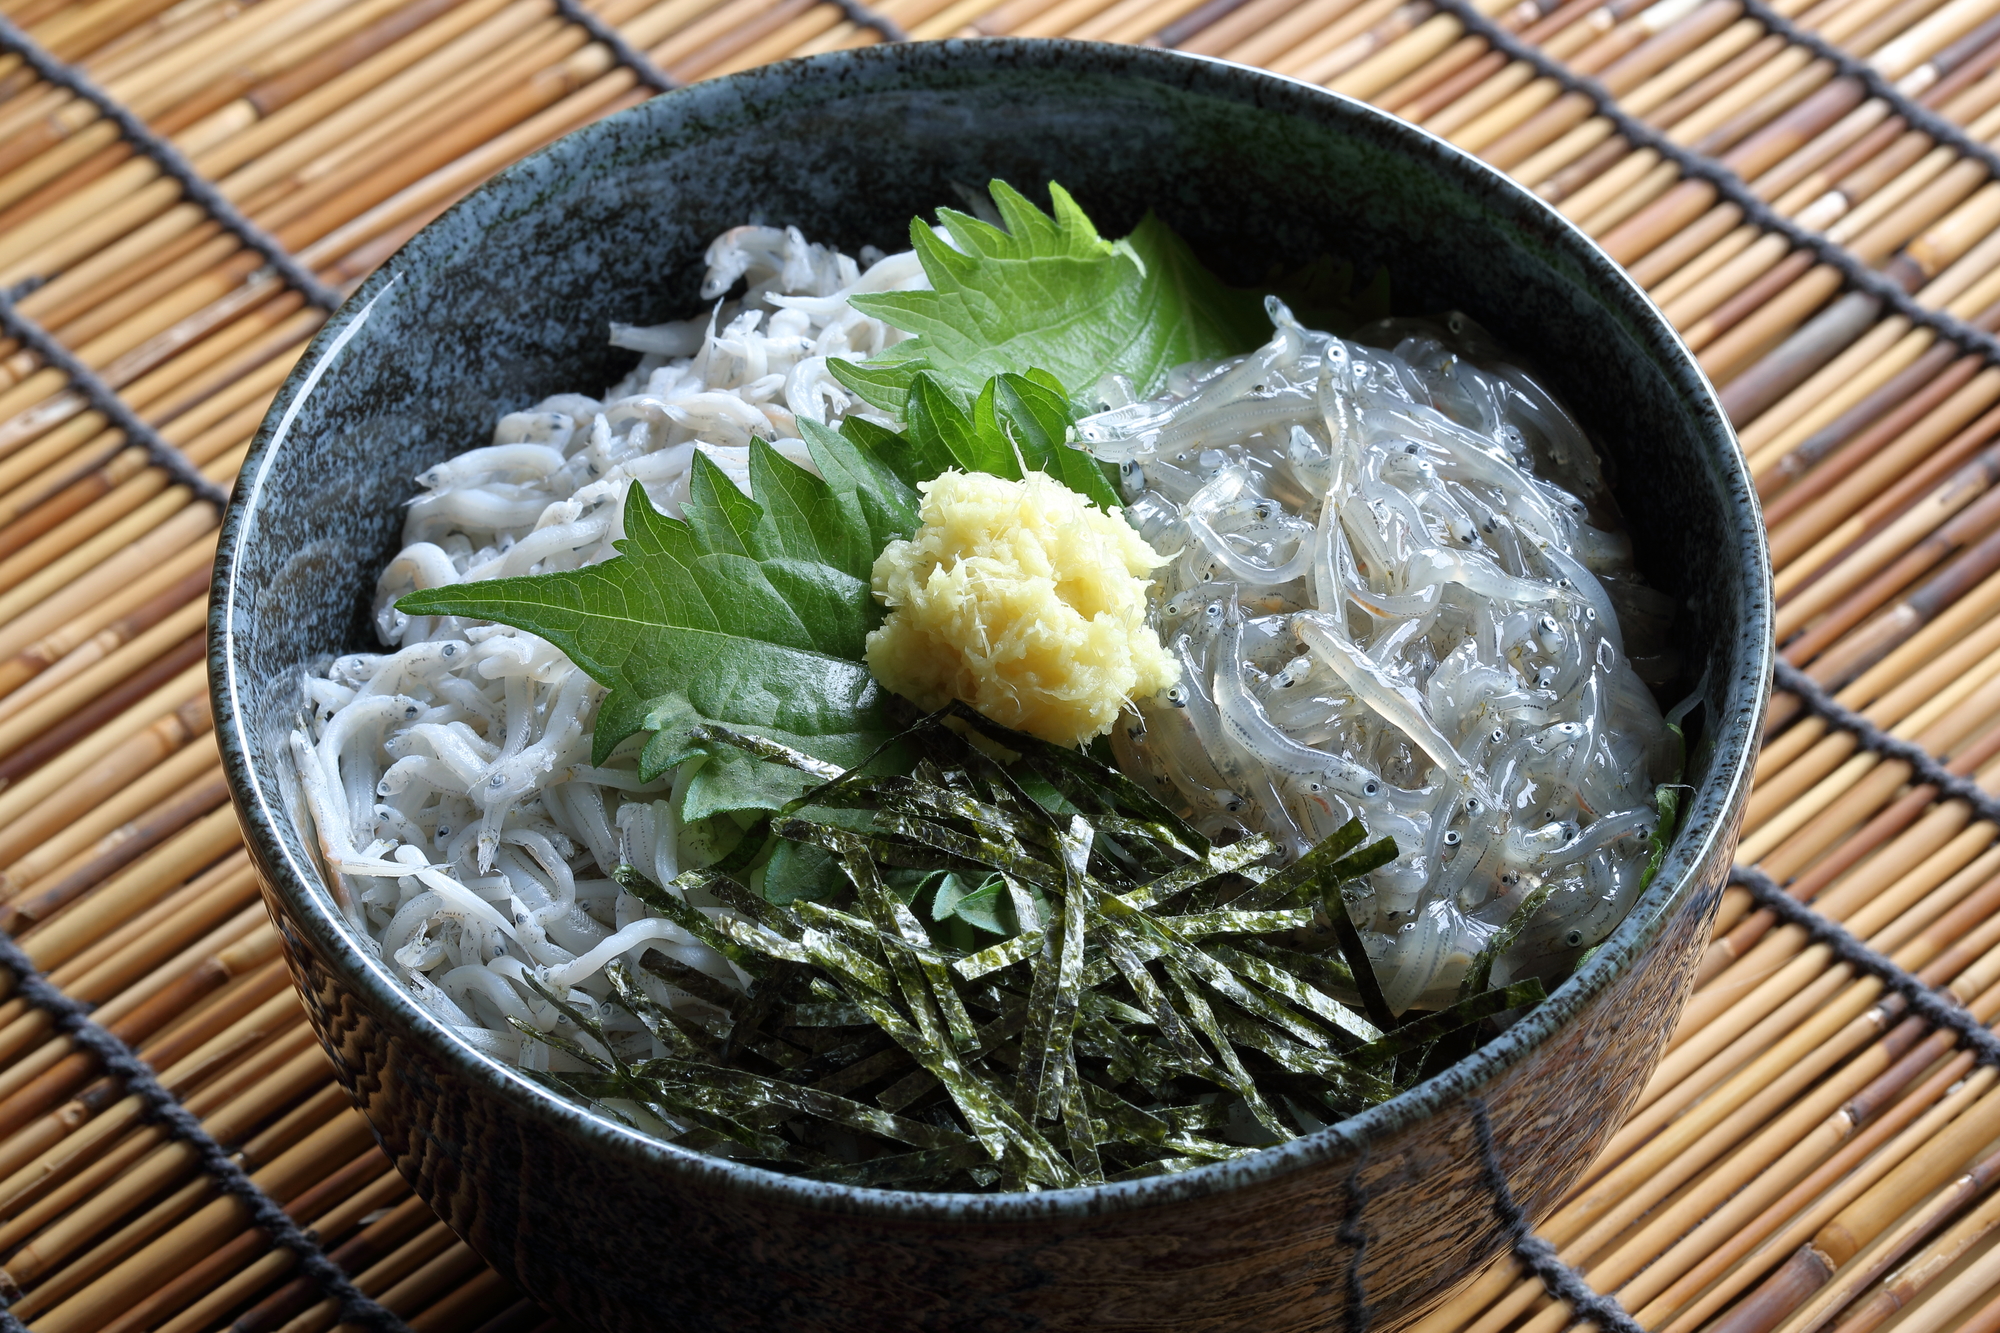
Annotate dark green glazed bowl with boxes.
[210,38,1770,1333]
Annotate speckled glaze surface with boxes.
[210,39,1771,1333]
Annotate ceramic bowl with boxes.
[210,37,1771,1333]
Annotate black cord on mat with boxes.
[1734,0,2000,187]
[0,931,412,1333]
[1424,0,2000,370]
[828,0,911,42]
[1728,863,2000,1064]
[1772,658,2000,825]
[549,0,679,91]
[0,287,232,509]
[0,15,341,311]
[1471,1099,1649,1333]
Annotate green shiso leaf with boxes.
[842,180,1268,407]
[399,430,918,819]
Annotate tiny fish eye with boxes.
[1565,929,1585,948]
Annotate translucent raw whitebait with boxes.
[1082,300,1674,1011]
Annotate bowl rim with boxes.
[210,34,1773,1222]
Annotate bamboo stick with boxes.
[0,1018,323,1271]
[407,1267,516,1333]
[0,739,213,889]
[101,1152,398,1333]
[12,802,241,973]
[1808,1187,2000,1333]
[18,1106,372,1331]
[1704,1086,2000,1333]
[1479,978,2000,1333]
[232,1193,442,1333]
[373,1240,485,1319]
[0,1016,318,1243]
[0,750,226,927]
[1440,860,2000,1328]
[0,672,206,839]
[1641,1063,1997,1333]
[272,1220,462,1333]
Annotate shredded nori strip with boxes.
[505,711,1565,1192]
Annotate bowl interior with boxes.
[213,37,1767,1215]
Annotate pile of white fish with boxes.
[1082,300,1678,1012]
[291,226,919,1067]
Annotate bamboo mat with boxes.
[3,0,1999,1325]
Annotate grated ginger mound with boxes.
[866,470,1179,748]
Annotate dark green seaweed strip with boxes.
[1157,908,1319,938]
[790,919,897,998]
[1161,1133,1256,1162]
[1115,836,1276,913]
[1158,956,1290,1140]
[1079,1079,1171,1145]
[1035,819,1093,1123]
[1085,924,1216,1078]
[1459,878,1559,1001]
[1014,899,1067,1117]
[578,1072,813,1160]
[841,843,984,1055]
[810,1041,909,1096]
[1318,877,1396,1031]
[688,723,845,780]
[1109,908,1335,1051]
[869,809,1066,891]
[603,961,715,1061]
[768,815,978,877]
[1235,939,1355,994]
[837,977,1076,1187]
[1315,839,1400,894]
[1203,943,1381,1047]
[875,1067,937,1111]
[868,786,1043,865]
[505,1013,618,1075]
[952,927,1045,981]
[941,701,1207,848]
[1206,1007,1391,1106]
[1108,1154,1216,1181]
[1062,1064,1105,1183]
[514,974,631,1068]
[1073,1012,1175,1093]
[1092,814,1202,864]
[720,960,806,1066]
[634,1056,971,1149]
[635,951,747,1016]
[1244,817,1367,907]
[689,869,801,935]
[1347,979,1548,1069]
[781,1001,872,1027]
[532,1068,804,1160]
[873,777,1057,857]
[801,1143,993,1187]
[615,865,774,981]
